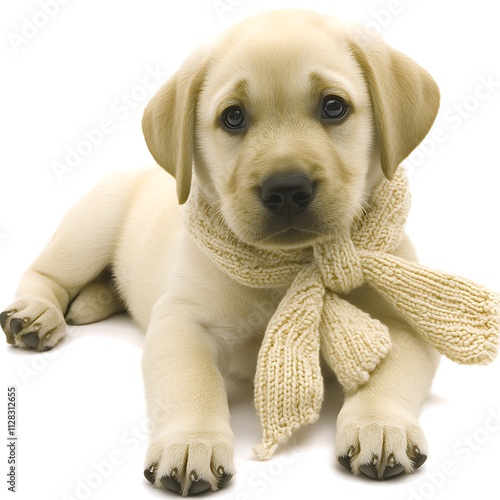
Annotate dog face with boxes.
[143,10,440,249]
[195,16,375,249]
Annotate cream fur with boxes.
[2,9,454,493]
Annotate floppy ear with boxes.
[142,49,208,204]
[348,31,440,179]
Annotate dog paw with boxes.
[144,429,234,496]
[336,403,427,480]
[1,297,65,351]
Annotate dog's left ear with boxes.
[347,30,440,179]
[142,48,209,204]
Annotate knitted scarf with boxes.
[184,169,499,460]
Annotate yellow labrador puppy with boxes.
[1,9,441,496]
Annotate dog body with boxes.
[107,167,275,379]
[2,10,442,495]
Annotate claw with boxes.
[2,314,16,344]
[217,470,233,489]
[383,463,405,479]
[215,466,233,490]
[22,332,39,349]
[338,445,358,473]
[338,454,352,471]
[359,462,378,479]
[383,454,405,479]
[0,310,12,331]
[359,455,380,479]
[412,453,427,470]
[160,474,182,494]
[409,445,427,470]
[144,465,156,485]
[188,478,211,495]
[10,318,24,335]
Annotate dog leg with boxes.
[1,172,141,351]
[142,297,234,496]
[335,318,440,479]
[65,267,125,325]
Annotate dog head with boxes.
[143,10,439,249]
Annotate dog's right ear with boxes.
[142,49,208,204]
[346,28,440,180]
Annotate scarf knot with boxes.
[314,234,364,294]
[184,169,500,461]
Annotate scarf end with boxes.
[253,413,319,460]
[253,441,279,461]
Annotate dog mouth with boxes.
[258,226,323,248]
[255,207,327,248]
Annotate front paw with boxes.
[336,402,427,480]
[1,297,65,351]
[144,427,234,496]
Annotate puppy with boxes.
[1,9,441,496]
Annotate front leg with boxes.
[142,297,234,496]
[336,312,440,479]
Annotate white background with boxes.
[1,1,499,499]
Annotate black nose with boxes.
[260,173,314,216]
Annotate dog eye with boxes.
[222,106,246,131]
[321,95,349,122]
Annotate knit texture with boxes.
[185,169,500,460]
